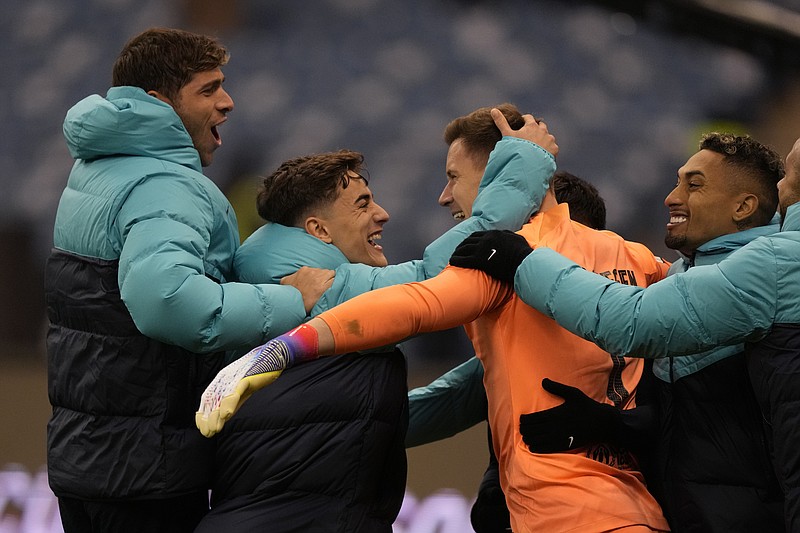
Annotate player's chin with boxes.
[367,250,388,268]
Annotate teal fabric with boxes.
[406,356,487,447]
[515,205,800,359]
[55,86,306,353]
[652,217,780,381]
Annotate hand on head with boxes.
[491,108,558,158]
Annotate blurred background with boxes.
[2,0,799,530]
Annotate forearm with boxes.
[615,405,658,452]
[312,261,425,315]
[316,267,505,356]
[124,271,306,352]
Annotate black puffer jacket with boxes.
[747,325,800,532]
[195,349,408,533]
[45,251,225,499]
[652,353,784,532]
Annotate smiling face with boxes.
[778,138,800,222]
[439,138,485,221]
[312,172,390,267]
[159,67,234,167]
[664,149,747,256]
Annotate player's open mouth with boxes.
[368,232,383,250]
[212,117,227,146]
[453,211,465,221]
[666,214,687,229]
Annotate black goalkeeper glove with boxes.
[519,378,623,453]
[449,230,533,284]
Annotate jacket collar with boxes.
[782,202,800,231]
[695,214,781,257]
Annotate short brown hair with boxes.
[257,150,366,227]
[699,132,783,228]
[443,103,525,167]
[112,27,230,101]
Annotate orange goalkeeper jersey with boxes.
[319,203,670,532]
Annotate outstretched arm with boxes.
[197,266,511,436]
[451,227,775,358]
[117,177,308,352]
[514,242,777,358]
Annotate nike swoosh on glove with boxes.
[519,378,621,453]
[449,229,533,284]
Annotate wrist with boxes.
[283,324,319,367]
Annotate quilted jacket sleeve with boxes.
[117,176,306,353]
[513,242,777,358]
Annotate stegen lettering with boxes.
[597,269,638,286]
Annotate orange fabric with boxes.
[319,204,671,533]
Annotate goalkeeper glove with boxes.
[519,378,622,453]
[449,230,532,284]
[195,324,319,437]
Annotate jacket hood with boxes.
[63,86,201,171]
[235,223,350,284]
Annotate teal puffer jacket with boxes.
[56,86,306,350]
[47,87,305,500]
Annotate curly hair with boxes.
[112,27,229,101]
[257,150,366,226]
[699,132,784,228]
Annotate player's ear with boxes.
[733,193,758,226]
[305,216,332,243]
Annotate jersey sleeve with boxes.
[318,266,512,355]
[632,241,671,284]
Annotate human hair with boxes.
[257,150,366,226]
[699,132,783,228]
[443,103,525,167]
[553,171,607,230]
[112,27,230,101]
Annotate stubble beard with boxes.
[664,232,685,252]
